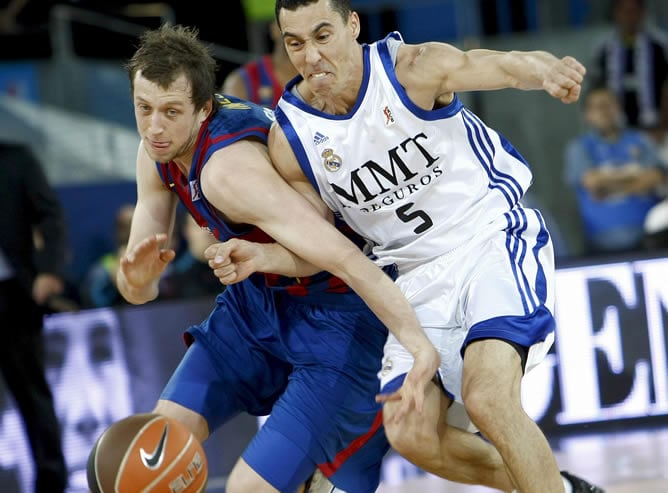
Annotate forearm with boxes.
[335,250,432,357]
[624,169,664,194]
[500,50,560,91]
[116,270,159,305]
[255,242,321,277]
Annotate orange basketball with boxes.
[87,413,208,493]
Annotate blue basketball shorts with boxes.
[160,277,389,492]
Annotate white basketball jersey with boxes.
[275,32,534,271]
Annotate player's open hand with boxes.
[119,233,175,288]
[376,345,440,423]
[543,55,586,104]
[205,238,263,285]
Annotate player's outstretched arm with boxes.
[201,138,440,420]
[397,41,586,105]
[117,142,179,304]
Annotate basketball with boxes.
[87,413,208,493]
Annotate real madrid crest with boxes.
[322,148,342,172]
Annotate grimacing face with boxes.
[133,70,208,164]
[279,0,361,98]
[44,309,132,491]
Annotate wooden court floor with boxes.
[376,427,668,493]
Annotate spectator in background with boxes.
[80,203,134,308]
[159,212,220,300]
[564,85,665,256]
[0,141,68,493]
[221,19,297,108]
[590,0,668,135]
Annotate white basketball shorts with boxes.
[378,207,556,428]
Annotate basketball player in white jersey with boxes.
[207,0,604,492]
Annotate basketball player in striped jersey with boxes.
[211,0,605,491]
[116,23,438,493]
[221,20,297,107]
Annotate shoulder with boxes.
[211,96,274,132]
[395,40,458,74]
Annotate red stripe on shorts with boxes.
[317,410,384,477]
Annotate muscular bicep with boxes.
[127,142,178,250]
[397,43,529,106]
[201,141,358,275]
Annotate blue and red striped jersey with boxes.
[155,94,375,302]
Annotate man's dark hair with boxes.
[126,24,217,112]
[275,0,352,28]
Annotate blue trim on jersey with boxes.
[465,305,555,351]
[506,210,530,314]
[515,208,536,311]
[274,106,321,195]
[503,207,551,315]
[531,208,550,304]
[280,46,372,120]
[462,110,523,206]
[499,133,531,171]
[376,31,465,121]
[462,113,515,207]
[464,109,528,189]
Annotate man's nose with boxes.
[304,42,321,65]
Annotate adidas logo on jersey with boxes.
[313,131,329,146]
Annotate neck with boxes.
[172,143,196,176]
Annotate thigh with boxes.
[462,338,524,398]
[153,399,210,443]
[243,366,387,493]
[160,330,292,434]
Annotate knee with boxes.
[384,418,411,455]
[383,410,430,459]
[152,400,210,443]
[461,383,520,432]
[226,460,275,493]
[226,468,257,493]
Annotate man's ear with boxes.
[201,99,213,124]
[350,11,360,39]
